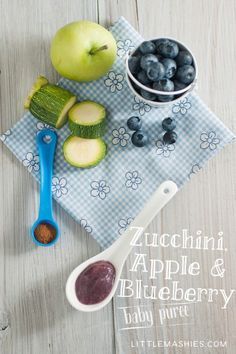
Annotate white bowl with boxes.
[126,73,193,107]
[125,37,198,106]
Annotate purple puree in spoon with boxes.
[75,261,116,305]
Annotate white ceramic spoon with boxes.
[66,180,178,312]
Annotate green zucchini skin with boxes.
[63,135,107,168]
[24,76,48,109]
[29,84,76,128]
[68,101,106,138]
[68,119,105,138]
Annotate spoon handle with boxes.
[111,181,178,262]
[37,129,57,220]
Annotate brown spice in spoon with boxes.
[34,223,56,244]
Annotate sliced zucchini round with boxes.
[63,135,107,168]
[29,84,76,129]
[24,75,49,109]
[68,101,106,138]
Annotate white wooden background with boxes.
[0,0,236,353]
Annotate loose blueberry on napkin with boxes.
[1,17,235,249]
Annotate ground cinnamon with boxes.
[34,223,56,244]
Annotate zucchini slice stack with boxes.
[64,101,107,168]
[68,101,106,138]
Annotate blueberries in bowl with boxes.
[176,65,196,84]
[128,37,196,103]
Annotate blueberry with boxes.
[153,79,174,92]
[158,63,166,79]
[137,70,151,85]
[139,41,156,54]
[176,65,195,84]
[173,80,186,91]
[161,58,177,79]
[156,95,174,102]
[163,131,178,144]
[162,117,176,131]
[154,39,169,50]
[128,56,140,75]
[146,62,165,81]
[131,130,149,147]
[127,116,142,131]
[140,88,156,101]
[156,39,179,59]
[140,54,158,70]
[146,64,159,81]
[175,50,193,66]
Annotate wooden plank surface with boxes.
[0,0,236,353]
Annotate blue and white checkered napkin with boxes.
[1,17,235,249]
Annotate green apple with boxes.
[50,21,117,82]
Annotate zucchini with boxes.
[24,76,48,109]
[25,76,77,128]
[63,135,106,168]
[68,101,106,138]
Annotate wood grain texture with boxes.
[0,0,236,353]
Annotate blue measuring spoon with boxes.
[31,129,60,246]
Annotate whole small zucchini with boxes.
[24,76,76,129]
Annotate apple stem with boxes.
[90,45,108,55]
